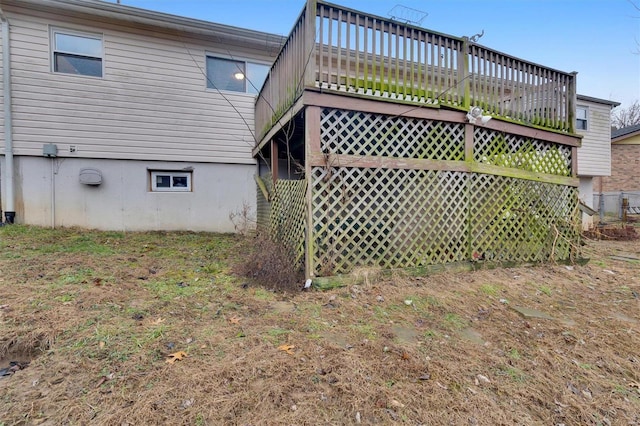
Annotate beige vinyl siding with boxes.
[613,134,640,145]
[0,23,4,153]
[4,7,277,164]
[576,101,612,177]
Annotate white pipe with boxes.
[51,159,55,228]
[0,8,15,223]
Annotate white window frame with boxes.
[576,106,588,131]
[150,171,192,192]
[205,54,270,94]
[50,27,104,77]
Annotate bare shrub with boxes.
[234,232,304,292]
[228,201,256,236]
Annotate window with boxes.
[206,56,270,94]
[576,106,588,131]
[150,171,192,192]
[52,28,103,77]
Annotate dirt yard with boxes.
[0,225,639,425]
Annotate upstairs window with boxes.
[206,56,269,94]
[52,29,103,77]
[576,106,588,131]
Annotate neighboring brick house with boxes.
[597,124,640,192]
[594,124,640,215]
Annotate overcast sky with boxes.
[114,0,640,110]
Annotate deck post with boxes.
[459,37,470,110]
[304,106,322,278]
[568,71,578,133]
[464,123,474,163]
[303,0,317,89]
[464,123,474,261]
[271,139,279,184]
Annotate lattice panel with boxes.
[311,166,469,275]
[256,176,272,232]
[321,108,465,160]
[270,179,307,269]
[473,128,572,176]
[469,174,579,263]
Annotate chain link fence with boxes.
[593,191,640,223]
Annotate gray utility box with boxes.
[42,143,58,157]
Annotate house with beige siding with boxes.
[1,0,613,277]
[0,0,283,231]
[574,94,620,229]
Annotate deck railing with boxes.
[255,0,576,141]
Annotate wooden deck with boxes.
[255,0,577,144]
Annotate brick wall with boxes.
[600,144,640,192]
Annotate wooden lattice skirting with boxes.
[260,107,580,278]
[310,167,579,276]
[269,179,307,269]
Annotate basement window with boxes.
[150,171,192,192]
[576,106,588,131]
[51,28,103,77]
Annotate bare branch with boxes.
[611,100,640,129]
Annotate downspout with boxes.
[0,8,15,224]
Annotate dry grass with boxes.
[0,225,639,425]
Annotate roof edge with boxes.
[612,123,640,141]
[577,94,621,107]
[2,0,286,48]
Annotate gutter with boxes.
[0,7,15,223]
[12,0,286,51]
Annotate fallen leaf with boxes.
[390,399,405,408]
[476,374,491,384]
[151,317,165,326]
[228,316,241,325]
[277,344,295,355]
[166,351,188,364]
